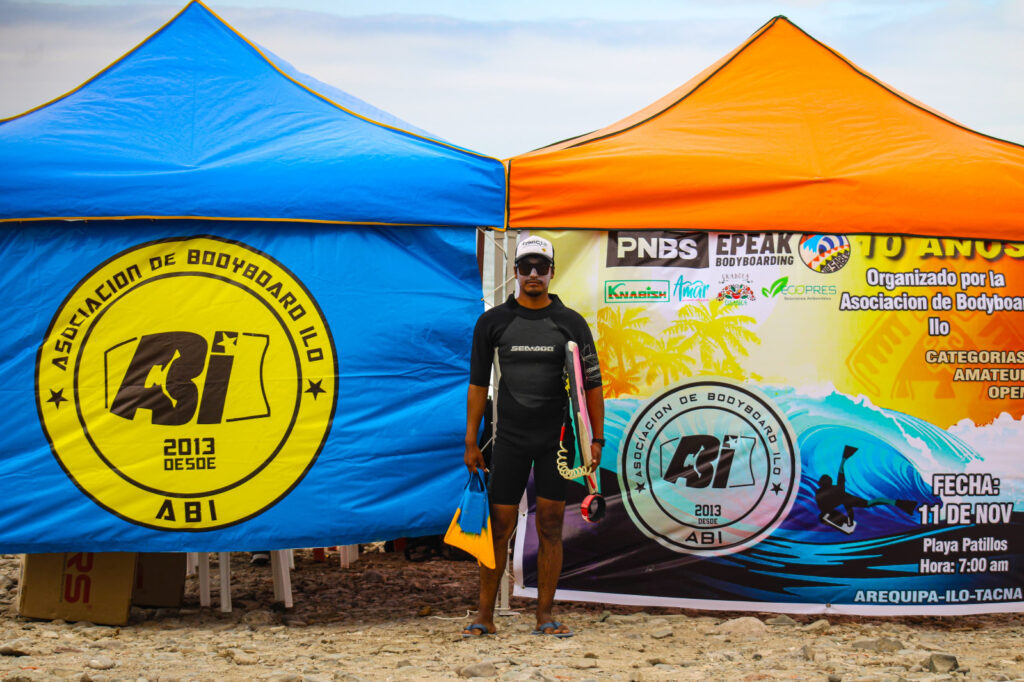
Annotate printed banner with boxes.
[0,220,479,552]
[515,230,1024,615]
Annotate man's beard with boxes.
[518,273,550,296]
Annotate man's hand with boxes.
[590,442,602,472]
[465,442,487,473]
[464,384,489,473]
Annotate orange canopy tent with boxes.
[507,16,1024,240]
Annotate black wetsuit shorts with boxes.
[488,395,569,505]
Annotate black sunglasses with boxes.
[516,258,552,276]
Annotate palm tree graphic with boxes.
[643,335,696,387]
[597,307,654,398]
[667,300,760,380]
[595,300,761,398]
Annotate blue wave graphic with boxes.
[603,386,973,539]
[541,385,1022,605]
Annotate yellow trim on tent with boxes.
[0,215,467,228]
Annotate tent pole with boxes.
[494,229,520,617]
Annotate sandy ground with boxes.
[1,549,1023,681]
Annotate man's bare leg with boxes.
[463,503,518,636]
[534,496,570,635]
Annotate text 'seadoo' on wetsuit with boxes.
[470,294,602,505]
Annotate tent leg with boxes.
[495,533,519,617]
[217,551,232,612]
[197,552,211,608]
[271,549,293,609]
[339,544,359,567]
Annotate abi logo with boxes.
[108,331,269,426]
[663,434,756,489]
[37,236,337,531]
[619,380,799,556]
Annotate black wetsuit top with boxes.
[470,294,601,503]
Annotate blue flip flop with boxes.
[531,621,574,638]
[461,624,494,638]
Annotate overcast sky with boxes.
[1,0,1021,157]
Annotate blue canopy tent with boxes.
[0,1,505,552]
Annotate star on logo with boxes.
[771,482,783,495]
[304,379,326,400]
[46,388,68,409]
[635,482,646,492]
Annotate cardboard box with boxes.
[132,552,186,608]
[18,552,136,626]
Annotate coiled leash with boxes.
[557,371,606,523]
[557,404,591,481]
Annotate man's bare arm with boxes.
[464,384,489,472]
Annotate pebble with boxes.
[802,618,831,633]
[0,636,33,656]
[716,616,767,636]
[458,661,498,677]
[925,652,959,672]
[87,655,117,670]
[241,609,276,625]
[362,570,387,583]
[571,659,598,669]
[226,647,259,665]
[267,673,301,682]
[605,613,647,625]
[648,626,673,639]
[850,636,904,652]
[78,674,109,682]
[800,644,824,662]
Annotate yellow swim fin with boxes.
[443,508,496,570]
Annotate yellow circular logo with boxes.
[36,236,337,531]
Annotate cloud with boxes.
[949,412,1024,511]
[1,1,1021,157]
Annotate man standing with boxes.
[462,235,603,638]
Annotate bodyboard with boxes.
[819,510,857,535]
[566,341,599,496]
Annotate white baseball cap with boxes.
[515,235,554,264]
